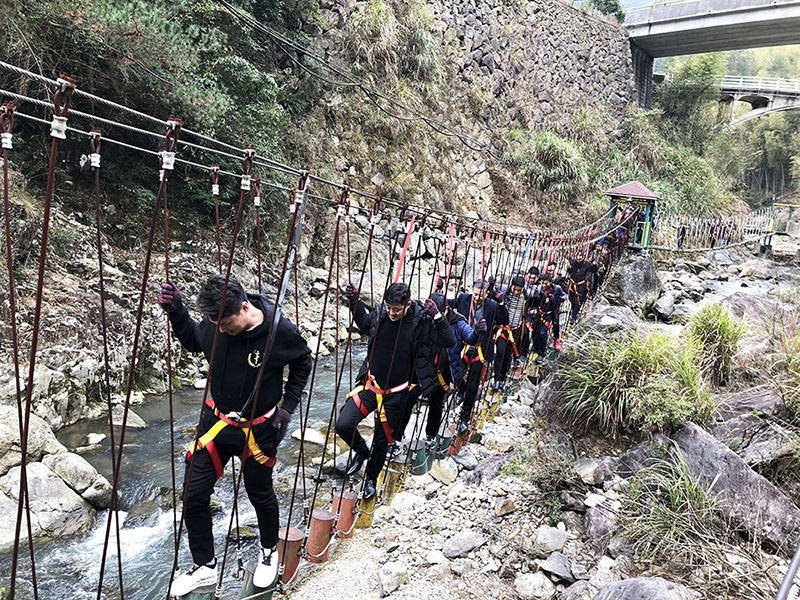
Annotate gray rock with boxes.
[617,443,661,478]
[540,551,575,582]
[708,249,742,267]
[494,497,516,516]
[378,561,409,596]
[123,500,161,529]
[0,406,67,476]
[111,406,147,429]
[0,462,94,547]
[450,558,476,576]
[603,253,661,313]
[562,580,598,600]
[532,525,569,557]
[443,530,486,558]
[672,422,800,551]
[430,457,459,485]
[41,452,110,500]
[573,458,603,485]
[559,491,586,512]
[710,413,795,467]
[451,448,478,471]
[584,505,616,548]
[652,293,675,322]
[716,388,785,420]
[574,301,640,338]
[514,571,556,599]
[592,576,697,600]
[560,511,586,535]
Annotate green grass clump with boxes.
[560,332,714,437]
[686,303,746,386]
[620,447,727,568]
[771,332,800,414]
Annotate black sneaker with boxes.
[345,450,369,478]
[424,435,436,452]
[363,477,377,500]
[386,443,404,462]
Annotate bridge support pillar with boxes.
[631,42,653,109]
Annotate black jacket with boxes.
[170,294,312,416]
[567,259,596,295]
[352,300,456,397]
[449,293,509,361]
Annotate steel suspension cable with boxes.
[10,75,74,600]
[1,101,40,600]
[97,115,182,600]
[88,129,125,595]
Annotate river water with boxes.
[1,346,368,599]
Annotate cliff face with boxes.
[430,0,634,129]
[306,0,636,229]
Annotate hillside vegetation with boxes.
[0,0,750,251]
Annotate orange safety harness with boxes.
[346,372,415,445]
[186,398,278,479]
[434,353,451,392]
[494,325,520,357]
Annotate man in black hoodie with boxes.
[336,282,454,500]
[159,275,312,596]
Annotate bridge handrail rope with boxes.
[0,61,627,238]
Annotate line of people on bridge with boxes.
[155,231,624,596]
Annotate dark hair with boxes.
[385,282,411,305]
[527,266,539,276]
[541,276,553,285]
[511,275,525,287]
[430,292,447,314]
[472,278,490,290]
[198,274,248,320]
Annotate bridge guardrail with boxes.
[626,0,786,24]
[722,76,800,94]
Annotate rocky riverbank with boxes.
[283,247,800,600]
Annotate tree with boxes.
[591,0,625,22]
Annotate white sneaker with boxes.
[169,562,218,597]
[253,545,278,589]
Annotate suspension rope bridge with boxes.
[0,60,780,600]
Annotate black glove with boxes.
[494,290,505,305]
[344,282,359,307]
[158,281,183,312]
[423,298,440,318]
[272,407,292,445]
[476,318,487,333]
[435,275,444,292]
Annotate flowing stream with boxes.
[1,346,367,599]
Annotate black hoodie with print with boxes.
[169,293,312,416]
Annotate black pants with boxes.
[532,319,552,356]
[458,349,484,424]
[569,291,586,320]
[335,387,409,480]
[184,410,279,566]
[494,325,528,382]
[426,377,451,439]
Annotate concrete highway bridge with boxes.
[623,0,800,106]
[720,76,800,125]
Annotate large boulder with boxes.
[42,452,113,509]
[724,292,784,323]
[574,300,640,339]
[603,253,661,313]
[0,461,95,547]
[592,577,697,600]
[0,406,67,476]
[709,413,795,468]
[671,422,800,552]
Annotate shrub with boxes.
[506,130,588,206]
[346,0,401,78]
[620,446,728,568]
[686,303,746,386]
[560,332,714,437]
[771,332,800,414]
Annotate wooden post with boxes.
[239,558,276,600]
[355,494,376,529]
[331,488,358,539]
[378,461,403,506]
[276,526,303,585]
[306,508,335,563]
[179,585,215,600]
